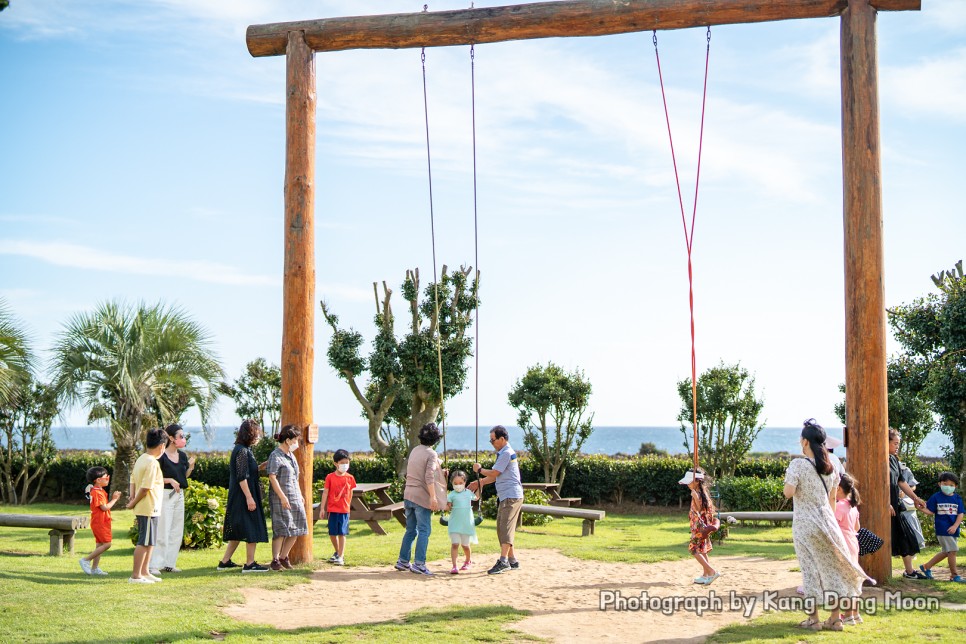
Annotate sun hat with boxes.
[824,435,843,449]
[678,470,705,485]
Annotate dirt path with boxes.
[224,550,809,642]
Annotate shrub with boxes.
[639,442,668,456]
[480,489,553,526]
[129,480,228,549]
[717,477,791,512]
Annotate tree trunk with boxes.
[113,433,138,505]
[408,402,439,450]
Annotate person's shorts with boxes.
[91,522,112,544]
[136,515,158,547]
[496,498,523,545]
[327,512,349,536]
[937,535,960,553]
[450,532,473,546]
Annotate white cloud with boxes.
[0,240,278,287]
[884,47,966,122]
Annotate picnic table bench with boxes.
[312,482,405,536]
[522,482,581,507]
[518,503,604,536]
[0,513,90,555]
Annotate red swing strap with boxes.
[653,27,711,476]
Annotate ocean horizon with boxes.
[50,424,952,459]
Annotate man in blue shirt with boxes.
[471,425,523,574]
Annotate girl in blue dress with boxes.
[446,470,479,574]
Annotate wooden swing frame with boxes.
[247,0,921,582]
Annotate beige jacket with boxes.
[404,445,446,509]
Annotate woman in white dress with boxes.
[783,419,874,631]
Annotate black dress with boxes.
[889,453,919,557]
[223,444,268,543]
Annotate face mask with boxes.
[287,441,299,452]
[453,484,465,493]
[941,485,956,495]
[337,463,350,473]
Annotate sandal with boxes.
[823,617,844,632]
[797,618,823,631]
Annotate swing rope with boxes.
[653,27,711,477]
[420,46,448,466]
[470,43,485,519]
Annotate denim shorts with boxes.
[327,512,349,536]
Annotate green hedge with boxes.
[28,451,952,510]
[717,477,791,512]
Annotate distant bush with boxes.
[638,442,668,456]
[717,477,790,512]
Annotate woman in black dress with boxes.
[217,420,269,572]
[889,429,928,578]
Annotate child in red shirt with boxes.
[80,467,121,576]
[319,449,356,565]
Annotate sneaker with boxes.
[149,568,161,575]
[270,559,283,571]
[79,558,92,575]
[394,560,411,572]
[694,576,709,584]
[509,559,520,570]
[410,562,433,576]
[327,553,340,563]
[487,559,511,575]
[460,560,472,571]
[92,568,109,576]
[128,577,154,584]
[332,556,345,566]
[953,576,966,584]
[919,565,933,579]
[903,570,927,579]
[704,572,721,585]
[161,567,182,573]
[217,560,241,572]
[280,557,294,570]
[242,562,270,573]
[450,566,459,574]
[146,573,162,583]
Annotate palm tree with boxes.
[0,299,33,409]
[51,301,224,501]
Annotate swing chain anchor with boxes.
[652,30,657,47]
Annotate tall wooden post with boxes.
[282,30,316,565]
[841,0,890,583]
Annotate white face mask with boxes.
[337,463,350,473]
[453,484,466,493]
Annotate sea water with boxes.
[51,425,952,458]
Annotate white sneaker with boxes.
[148,568,161,575]
[92,568,109,576]
[333,556,345,566]
[146,573,163,582]
[128,577,154,584]
[79,558,92,575]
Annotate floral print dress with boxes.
[785,457,871,605]
[689,497,716,555]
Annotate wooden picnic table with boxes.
[312,482,406,536]
[522,482,581,507]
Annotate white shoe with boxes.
[146,573,162,582]
[333,556,345,566]
[92,568,109,576]
[148,568,161,575]
[79,558,92,575]
[128,577,154,584]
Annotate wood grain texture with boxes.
[841,0,890,585]
[247,0,919,57]
[281,31,317,565]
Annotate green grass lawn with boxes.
[0,503,962,643]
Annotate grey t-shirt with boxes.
[493,444,523,500]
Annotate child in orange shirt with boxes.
[319,449,356,566]
[80,467,121,576]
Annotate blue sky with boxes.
[1,1,964,430]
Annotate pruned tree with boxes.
[508,362,594,487]
[835,356,935,463]
[888,260,966,480]
[678,361,765,479]
[0,378,58,504]
[218,358,282,434]
[321,265,478,472]
[0,298,32,410]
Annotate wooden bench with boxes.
[518,504,605,536]
[0,513,90,555]
[719,511,793,524]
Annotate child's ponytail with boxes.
[839,472,861,508]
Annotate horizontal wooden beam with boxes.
[246,0,919,57]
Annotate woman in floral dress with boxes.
[783,419,874,631]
